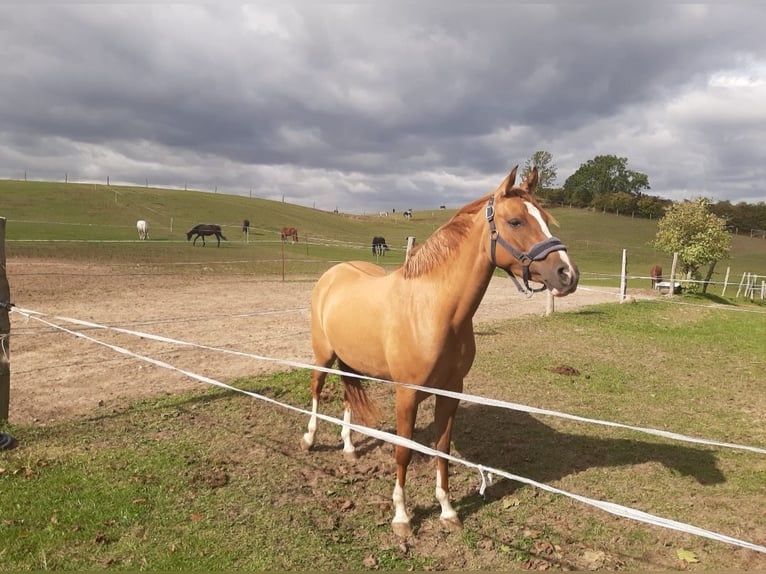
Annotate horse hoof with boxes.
[343,449,358,462]
[299,437,312,452]
[392,521,413,538]
[440,516,463,532]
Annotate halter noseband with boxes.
[485,196,569,295]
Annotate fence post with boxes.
[721,266,731,297]
[0,218,11,422]
[668,252,679,296]
[619,248,628,301]
[545,290,555,316]
[405,236,416,260]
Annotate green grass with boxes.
[2,179,764,292]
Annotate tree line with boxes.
[524,152,766,232]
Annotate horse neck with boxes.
[417,209,495,327]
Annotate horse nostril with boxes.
[558,264,579,286]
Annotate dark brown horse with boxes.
[281,226,299,244]
[302,166,579,537]
[186,224,227,247]
[651,264,663,288]
[371,236,388,256]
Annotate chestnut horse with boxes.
[186,224,227,247]
[281,226,299,244]
[650,264,663,288]
[302,166,579,537]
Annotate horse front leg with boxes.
[433,393,461,531]
[392,390,418,537]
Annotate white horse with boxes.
[136,220,149,240]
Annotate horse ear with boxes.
[500,165,519,196]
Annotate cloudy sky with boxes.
[1,3,765,213]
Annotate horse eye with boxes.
[508,218,523,228]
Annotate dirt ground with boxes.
[6,258,621,426]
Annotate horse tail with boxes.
[338,360,380,427]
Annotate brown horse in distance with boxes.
[186,224,227,247]
[651,264,663,288]
[302,166,579,537]
[281,227,299,244]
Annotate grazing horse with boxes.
[302,166,579,537]
[136,220,149,240]
[650,264,663,288]
[371,236,389,256]
[281,226,299,244]
[242,219,250,235]
[186,224,227,247]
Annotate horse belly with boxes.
[312,263,392,377]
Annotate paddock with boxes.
[6,259,617,424]
[5,257,766,569]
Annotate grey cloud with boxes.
[1,3,765,211]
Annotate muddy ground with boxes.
[7,258,618,425]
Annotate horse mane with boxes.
[402,194,489,279]
[401,184,556,279]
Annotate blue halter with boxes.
[485,196,569,295]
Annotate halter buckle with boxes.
[485,204,495,222]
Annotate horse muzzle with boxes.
[545,259,579,297]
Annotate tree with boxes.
[522,151,557,194]
[651,198,731,293]
[562,155,650,208]
[637,195,668,219]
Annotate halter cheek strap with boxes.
[485,196,569,295]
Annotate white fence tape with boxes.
[16,306,766,457]
[11,306,766,554]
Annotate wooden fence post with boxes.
[0,217,11,422]
[405,236,416,260]
[545,290,555,316]
[668,252,679,296]
[619,248,628,301]
[721,266,731,297]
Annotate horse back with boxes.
[311,262,466,383]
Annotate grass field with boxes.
[1,178,764,293]
[1,179,766,570]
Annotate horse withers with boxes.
[136,220,149,240]
[186,224,227,247]
[302,165,579,537]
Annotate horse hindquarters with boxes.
[303,262,385,457]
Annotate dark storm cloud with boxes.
[1,3,765,211]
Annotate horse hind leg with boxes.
[300,353,336,452]
[338,360,380,460]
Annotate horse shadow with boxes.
[410,401,725,526]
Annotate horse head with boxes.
[485,166,579,296]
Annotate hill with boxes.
[0,179,763,292]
